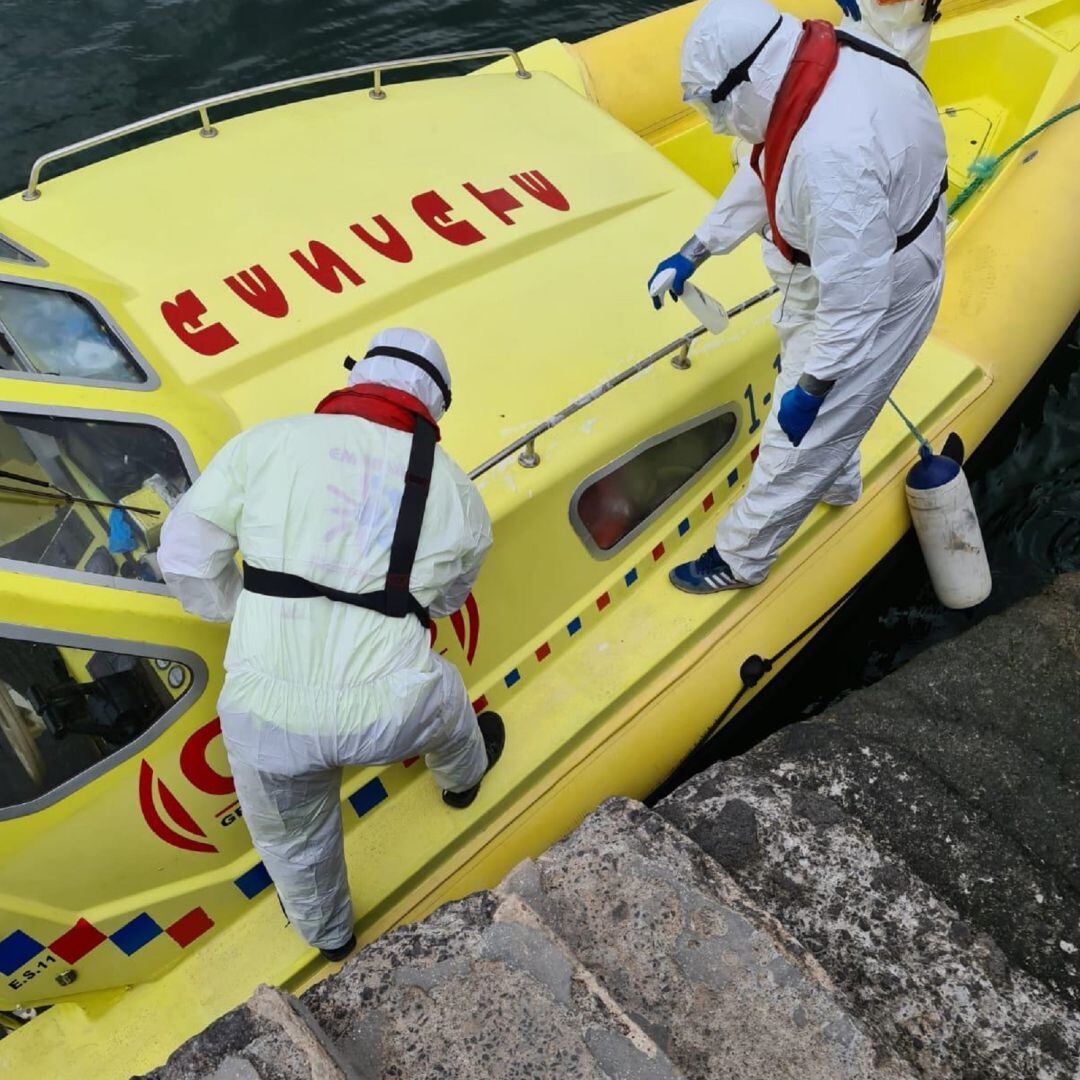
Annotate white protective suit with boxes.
[158,328,493,950]
[682,0,946,584]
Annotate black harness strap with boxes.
[782,30,947,267]
[344,346,452,411]
[242,415,438,629]
[834,29,929,90]
[710,15,783,103]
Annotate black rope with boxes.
[689,583,859,755]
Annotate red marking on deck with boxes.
[535,642,551,662]
[402,756,420,768]
[214,800,240,818]
[702,492,715,512]
[596,593,611,612]
[165,907,214,948]
[472,695,488,713]
[49,919,106,965]
[750,444,760,462]
[652,542,665,561]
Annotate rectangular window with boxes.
[0,282,146,384]
[0,634,193,811]
[571,406,739,557]
[0,411,191,583]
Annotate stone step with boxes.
[749,717,1080,1006]
[301,889,685,1080]
[658,758,1080,1080]
[499,797,913,1080]
[142,984,354,1080]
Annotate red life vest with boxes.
[315,382,441,440]
[749,19,840,266]
[749,21,944,266]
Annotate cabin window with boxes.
[0,236,40,266]
[0,632,196,813]
[571,405,739,558]
[0,281,146,384]
[0,410,191,584]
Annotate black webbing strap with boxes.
[834,29,930,91]
[896,169,949,251]
[711,15,783,103]
[241,416,437,629]
[344,346,452,411]
[383,415,437,619]
[782,32,945,268]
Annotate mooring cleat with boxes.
[442,712,505,809]
[669,547,751,594]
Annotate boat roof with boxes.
[0,66,718,480]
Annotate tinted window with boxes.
[0,635,192,809]
[0,237,37,265]
[573,408,738,555]
[0,411,190,583]
[0,282,145,383]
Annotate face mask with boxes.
[684,90,736,135]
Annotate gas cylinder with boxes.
[905,446,992,609]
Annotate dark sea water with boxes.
[1,0,1077,724]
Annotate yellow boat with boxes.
[0,0,1077,1073]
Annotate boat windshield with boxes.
[0,410,191,583]
[0,634,192,812]
[0,281,145,383]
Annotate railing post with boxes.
[370,69,386,100]
[670,340,691,370]
[509,50,532,80]
[518,438,540,468]
[198,106,218,138]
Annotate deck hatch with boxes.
[570,403,739,559]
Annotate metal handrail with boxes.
[469,286,779,480]
[22,47,531,200]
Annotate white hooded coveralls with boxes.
[158,329,493,949]
[683,0,946,584]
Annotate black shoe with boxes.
[319,933,356,963]
[442,712,505,809]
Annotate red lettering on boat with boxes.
[412,190,485,246]
[290,241,365,293]
[511,170,570,212]
[464,182,523,226]
[161,289,238,355]
[224,264,289,318]
[350,215,413,263]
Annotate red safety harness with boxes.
[749,20,947,267]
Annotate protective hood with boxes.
[843,0,933,72]
[346,326,452,421]
[681,0,802,143]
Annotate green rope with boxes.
[947,101,1080,216]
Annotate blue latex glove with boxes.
[777,385,825,447]
[108,507,137,554]
[648,253,697,310]
[835,0,861,19]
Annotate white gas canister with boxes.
[905,448,992,609]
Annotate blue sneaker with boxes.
[669,547,749,594]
